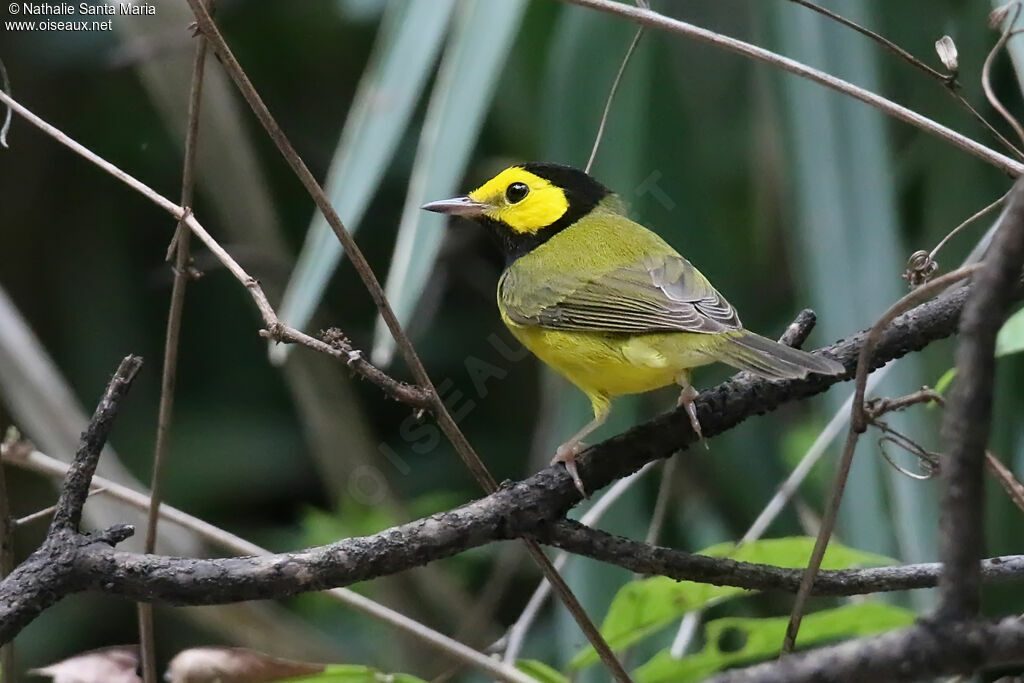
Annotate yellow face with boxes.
[467,167,570,234]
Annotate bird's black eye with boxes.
[506,182,530,203]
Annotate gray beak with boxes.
[421,196,488,217]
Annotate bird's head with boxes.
[423,162,611,262]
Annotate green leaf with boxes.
[274,0,456,364]
[284,664,426,682]
[996,307,1024,357]
[934,367,957,395]
[370,0,527,367]
[634,603,915,683]
[517,659,570,683]
[568,537,892,670]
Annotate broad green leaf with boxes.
[370,0,527,367]
[274,0,456,364]
[996,308,1024,357]
[517,660,570,683]
[634,603,915,683]
[284,664,426,682]
[569,537,893,670]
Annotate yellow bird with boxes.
[424,163,843,496]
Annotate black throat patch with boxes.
[483,163,611,264]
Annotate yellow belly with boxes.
[503,313,722,412]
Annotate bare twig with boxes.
[785,0,1024,159]
[180,3,629,676]
[14,488,107,528]
[0,89,431,410]
[986,450,1024,514]
[0,58,11,148]
[983,3,1024,151]
[782,263,982,653]
[553,0,1024,176]
[501,461,658,664]
[137,14,211,682]
[785,0,949,82]
[904,188,1011,288]
[51,357,143,532]
[938,177,1024,620]
[585,24,644,173]
[540,520,1024,595]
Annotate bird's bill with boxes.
[421,196,488,217]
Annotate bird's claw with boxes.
[553,442,588,498]
[677,385,709,450]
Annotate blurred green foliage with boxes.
[1,0,1023,680]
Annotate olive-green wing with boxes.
[499,252,742,334]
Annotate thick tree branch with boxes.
[707,617,1024,683]
[0,280,1006,646]
[0,357,141,642]
[538,520,1024,596]
[50,357,142,532]
[938,179,1024,620]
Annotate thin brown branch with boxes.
[50,357,143,532]
[986,451,1024,514]
[553,0,1024,176]
[786,0,1024,159]
[938,177,1024,620]
[904,188,1012,287]
[785,0,948,82]
[138,13,211,683]
[0,58,10,148]
[585,24,644,173]
[0,89,431,411]
[180,3,629,676]
[540,520,1024,595]
[13,488,107,528]
[983,3,1024,152]
[782,263,983,653]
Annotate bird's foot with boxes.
[677,385,708,450]
[552,442,588,498]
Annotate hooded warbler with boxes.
[423,163,843,496]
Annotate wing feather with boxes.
[500,252,742,335]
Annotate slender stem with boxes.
[180,2,629,676]
[983,3,1024,151]
[0,58,11,148]
[137,14,211,683]
[786,0,949,81]
[938,179,1024,620]
[554,0,1024,177]
[585,24,644,173]
[0,89,429,409]
[782,264,983,653]
[501,462,658,664]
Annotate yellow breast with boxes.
[501,311,717,410]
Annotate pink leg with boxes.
[676,373,708,449]
[552,407,609,498]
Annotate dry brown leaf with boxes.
[165,646,326,683]
[27,645,140,683]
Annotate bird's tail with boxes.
[715,331,845,380]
